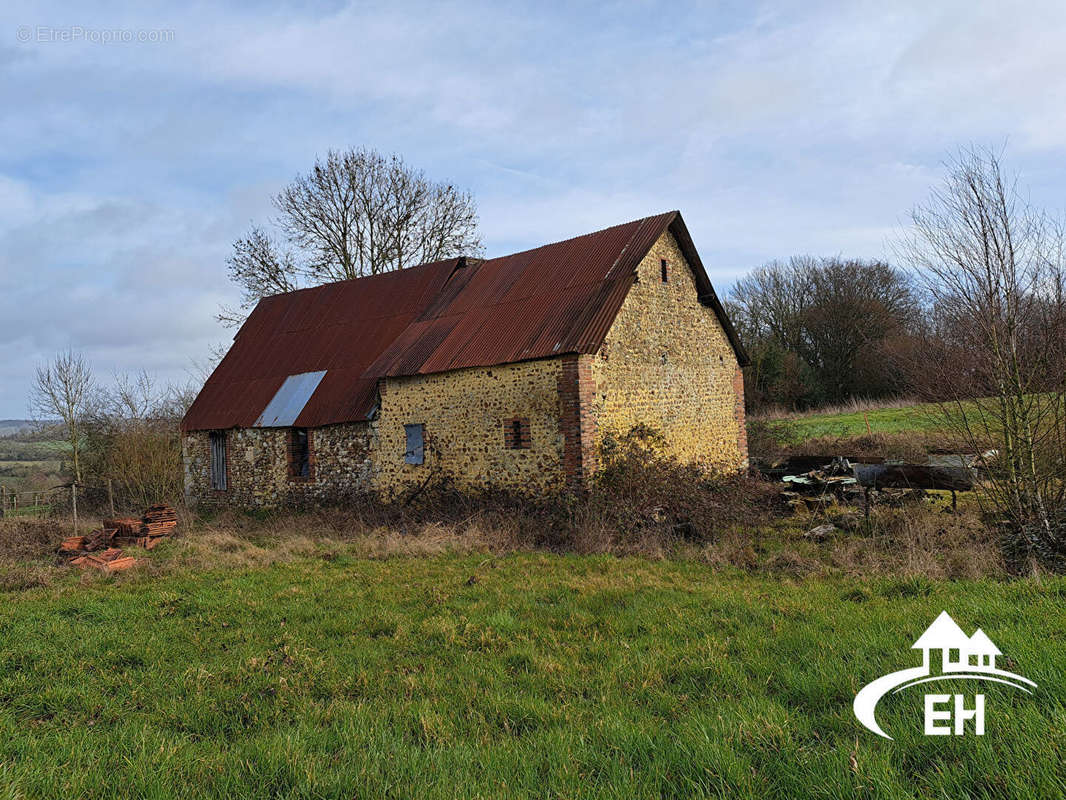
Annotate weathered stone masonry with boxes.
[372,358,566,497]
[590,230,747,470]
[183,422,373,508]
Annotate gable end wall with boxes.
[590,229,747,469]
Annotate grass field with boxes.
[1,551,1063,799]
[787,401,945,439]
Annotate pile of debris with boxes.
[758,454,981,513]
[59,503,178,571]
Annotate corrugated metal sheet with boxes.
[253,371,327,427]
[182,211,748,432]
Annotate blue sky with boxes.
[1,0,1065,417]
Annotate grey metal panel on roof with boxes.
[254,370,327,427]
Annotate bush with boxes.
[583,426,777,550]
[745,417,799,460]
[0,519,67,562]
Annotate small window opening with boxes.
[660,258,669,283]
[209,431,227,491]
[405,424,425,465]
[504,418,531,449]
[289,427,311,478]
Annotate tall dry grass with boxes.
[751,396,921,422]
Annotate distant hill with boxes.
[0,420,39,437]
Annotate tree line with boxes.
[730,147,1065,566]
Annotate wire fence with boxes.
[0,481,119,534]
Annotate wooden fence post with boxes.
[71,484,78,536]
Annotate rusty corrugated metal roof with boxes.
[181,211,748,431]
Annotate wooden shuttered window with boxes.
[209,431,227,491]
[288,427,312,479]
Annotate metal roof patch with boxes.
[254,370,327,427]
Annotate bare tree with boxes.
[218,228,301,326]
[220,148,483,325]
[898,146,1066,567]
[31,349,94,484]
[729,256,917,407]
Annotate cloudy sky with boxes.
[1,0,1065,417]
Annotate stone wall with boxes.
[183,421,374,508]
[372,358,566,497]
[590,230,747,470]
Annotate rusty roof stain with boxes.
[182,211,748,431]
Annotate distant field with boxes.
[789,401,945,439]
[0,552,1062,799]
[0,439,69,462]
[0,436,68,494]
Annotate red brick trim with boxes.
[503,417,532,449]
[558,355,596,491]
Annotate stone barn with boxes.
[181,211,749,507]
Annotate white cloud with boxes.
[1,0,1066,414]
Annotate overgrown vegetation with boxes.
[0,458,1008,591]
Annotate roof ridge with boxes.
[251,213,678,300]
[479,211,678,264]
[261,257,465,298]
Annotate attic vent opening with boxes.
[660,259,669,283]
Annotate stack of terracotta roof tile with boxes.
[59,531,136,572]
[141,504,178,537]
[68,547,137,572]
[58,502,179,570]
[107,504,178,550]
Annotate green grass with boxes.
[790,401,947,439]
[0,504,54,518]
[1,553,1063,798]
